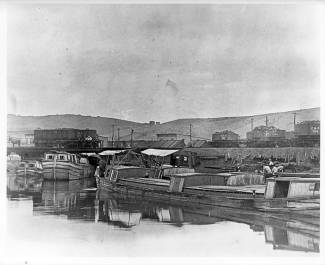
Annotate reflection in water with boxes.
[6,173,320,255]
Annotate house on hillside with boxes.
[293,120,320,147]
[212,130,240,141]
[246,126,286,141]
[211,130,240,148]
[294,120,320,136]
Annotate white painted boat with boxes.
[7,152,22,172]
[42,151,93,180]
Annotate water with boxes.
[4,173,320,257]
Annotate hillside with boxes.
[7,114,142,136]
[121,107,320,141]
[8,107,320,141]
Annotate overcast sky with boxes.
[7,4,321,122]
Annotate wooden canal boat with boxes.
[7,152,22,173]
[42,150,93,180]
[16,160,43,176]
[97,170,319,215]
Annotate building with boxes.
[246,126,286,141]
[294,120,320,136]
[246,126,287,147]
[293,120,320,147]
[24,133,34,145]
[149,121,160,126]
[98,135,109,148]
[212,130,240,141]
[156,133,178,141]
[34,128,99,148]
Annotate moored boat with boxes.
[97,170,319,216]
[42,150,93,180]
[7,152,22,173]
[16,160,43,176]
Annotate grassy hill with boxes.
[7,114,142,136]
[8,107,320,141]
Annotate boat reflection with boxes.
[8,176,318,253]
[7,173,43,198]
[34,179,96,219]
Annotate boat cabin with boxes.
[44,151,79,163]
[169,173,230,192]
[265,177,320,199]
[18,160,42,170]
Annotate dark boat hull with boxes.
[97,177,319,217]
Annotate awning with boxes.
[99,150,126,156]
[141,149,179,157]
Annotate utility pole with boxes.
[111,124,115,148]
[251,117,254,131]
[117,128,120,148]
[265,116,268,127]
[130,129,134,148]
[293,112,296,130]
[189,124,192,143]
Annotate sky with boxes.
[6,4,321,123]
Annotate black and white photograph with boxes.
[0,1,324,264]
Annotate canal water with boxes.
[4,173,320,257]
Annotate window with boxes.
[46,155,54,160]
[58,155,67,160]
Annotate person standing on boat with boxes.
[263,159,274,177]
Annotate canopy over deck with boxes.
[141,149,179,157]
[99,150,126,156]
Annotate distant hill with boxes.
[8,107,320,141]
[144,107,320,141]
[7,114,142,136]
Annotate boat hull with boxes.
[97,177,319,217]
[42,161,93,180]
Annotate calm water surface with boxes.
[5,173,320,257]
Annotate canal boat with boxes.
[42,150,93,180]
[16,160,43,176]
[7,152,22,173]
[97,171,320,215]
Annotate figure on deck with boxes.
[263,159,284,177]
